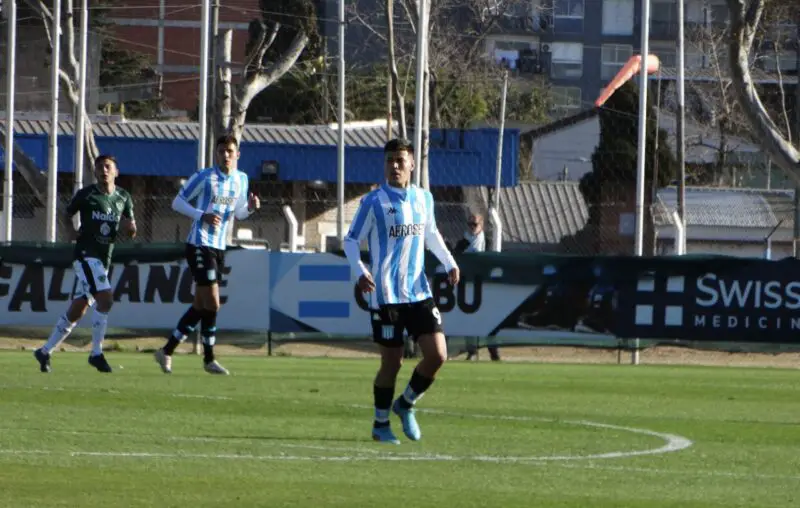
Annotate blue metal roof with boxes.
[1,119,520,187]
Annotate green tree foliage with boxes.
[579,81,677,209]
[85,0,162,119]
[245,0,550,126]
[559,81,677,254]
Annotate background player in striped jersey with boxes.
[343,138,460,444]
[34,155,136,373]
[154,134,260,375]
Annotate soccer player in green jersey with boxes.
[33,155,136,373]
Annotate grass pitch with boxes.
[0,351,798,507]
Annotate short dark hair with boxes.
[384,138,414,154]
[216,134,239,149]
[94,154,117,169]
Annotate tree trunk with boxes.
[421,64,431,190]
[420,0,432,190]
[386,0,407,139]
[726,0,800,177]
[217,30,234,142]
[225,27,308,144]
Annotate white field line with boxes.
[0,404,693,464]
[349,404,694,461]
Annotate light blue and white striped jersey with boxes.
[177,167,250,251]
[344,183,457,307]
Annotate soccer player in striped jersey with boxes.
[343,138,460,444]
[154,134,260,375]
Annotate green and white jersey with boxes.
[67,185,135,268]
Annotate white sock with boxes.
[91,309,108,356]
[41,315,76,354]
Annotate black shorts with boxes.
[185,244,225,286]
[370,298,443,348]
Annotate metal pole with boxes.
[3,0,16,242]
[795,23,799,146]
[158,0,165,70]
[46,0,62,243]
[632,0,652,365]
[412,0,427,186]
[493,70,508,210]
[386,0,393,141]
[794,186,800,259]
[74,0,89,195]
[650,70,662,256]
[206,0,219,167]
[793,23,799,259]
[197,0,210,171]
[191,0,212,356]
[490,70,508,252]
[336,0,346,247]
[676,0,687,254]
[635,2,652,258]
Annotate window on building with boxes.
[708,2,728,26]
[554,0,585,17]
[554,0,584,32]
[686,48,705,69]
[552,86,582,115]
[489,39,536,70]
[762,51,799,72]
[550,42,583,79]
[601,44,633,80]
[602,0,634,35]
[651,0,676,39]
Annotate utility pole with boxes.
[206,0,220,167]
[793,22,799,258]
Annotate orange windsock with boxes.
[594,54,661,108]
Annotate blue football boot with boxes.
[392,399,422,441]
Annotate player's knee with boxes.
[66,298,90,322]
[429,350,447,370]
[380,351,404,375]
[94,292,113,313]
[203,299,220,312]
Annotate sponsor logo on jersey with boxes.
[388,223,425,238]
[212,195,237,206]
[92,210,119,222]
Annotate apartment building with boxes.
[484,0,798,116]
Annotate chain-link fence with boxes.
[2,178,797,259]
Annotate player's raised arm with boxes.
[423,191,457,273]
[343,196,374,280]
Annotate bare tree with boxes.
[2,0,102,235]
[351,0,546,189]
[672,21,761,185]
[20,0,307,186]
[215,23,308,144]
[725,0,800,177]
